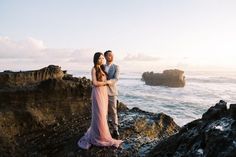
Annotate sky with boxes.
[1,0,236,73]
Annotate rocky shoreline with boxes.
[6,105,179,157]
[148,100,236,157]
[0,65,179,157]
[0,65,235,157]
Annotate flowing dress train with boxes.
[78,79,123,149]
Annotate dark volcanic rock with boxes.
[229,104,236,119]
[142,69,185,87]
[0,66,180,157]
[147,100,236,157]
[202,100,227,120]
[0,65,92,157]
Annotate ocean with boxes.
[69,70,236,126]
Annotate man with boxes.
[104,50,120,138]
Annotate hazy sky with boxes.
[1,0,236,72]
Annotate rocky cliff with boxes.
[147,100,236,157]
[0,65,65,88]
[0,65,180,157]
[142,69,185,87]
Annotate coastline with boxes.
[0,65,235,156]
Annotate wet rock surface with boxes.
[0,66,180,157]
[142,69,185,87]
[147,100,236,157]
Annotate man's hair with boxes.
[104,50,112,57]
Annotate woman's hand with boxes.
[106,80,112,85]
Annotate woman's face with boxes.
[97,55,105,65]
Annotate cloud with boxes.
[0,36,92,71]
[69,49,95,63]
[0,36,47,58]
[122,53,160,62]
[1,36,234,73]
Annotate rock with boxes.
[142,69,185,87]
[147,100,236,157]
[202,100,227,120]
[229,104,236,119]
[117,101,129,112]
[0,65,65,88]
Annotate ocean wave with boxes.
[120,77,141,80]
[187,77,236,84]
[120,73,236,84]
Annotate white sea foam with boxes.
[197,149,203,155]
[215,126,224,131]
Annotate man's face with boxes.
[105,52,113,63]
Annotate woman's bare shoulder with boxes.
[91,67,96,73]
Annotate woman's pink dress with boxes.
[78,76,123,149]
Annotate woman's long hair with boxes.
[93,52,108,81]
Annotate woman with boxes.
[78,52,123,149]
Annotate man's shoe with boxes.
[112,130,120,139]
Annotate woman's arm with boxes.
[91,67,107,86]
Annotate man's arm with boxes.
[109,65,120,84]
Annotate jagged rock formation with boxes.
[0,65,180,157]
[142,69,185,87]
[0,65,65,88]
[147,100,236,157]
[115,107,180,156]
[0,65,92,157]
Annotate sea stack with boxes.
[142,69,185,87]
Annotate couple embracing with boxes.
[78,50,123,149]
